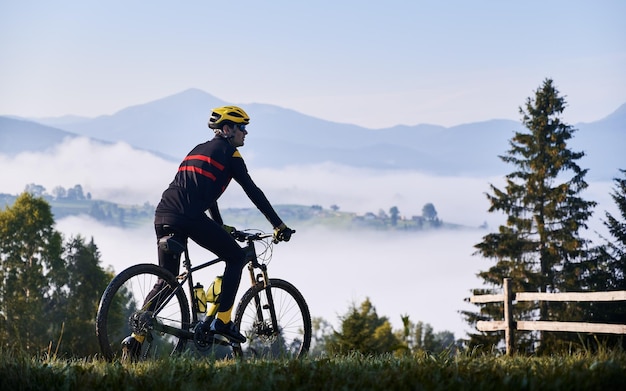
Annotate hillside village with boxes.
[0,184,473,232]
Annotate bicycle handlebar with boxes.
[231,229,296,243]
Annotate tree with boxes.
[582,169,626,349]
[601,169,626,291]
[51,186,67,199]
[326,298,401,355]
[0,193,115,357]
[422,203,441,227]
[398,315,459,355]
[66,184,86,201]
[309,316,334,357]
[24,184,46,197]
[422,203,438,221]
[464,79,596,354]
[389,206,399,226]
[0,192,64,352]
[47,236,114,357]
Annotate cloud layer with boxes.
[1,138,619,337]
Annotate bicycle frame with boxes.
[148,234,271,340]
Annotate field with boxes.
[2,349,624,391]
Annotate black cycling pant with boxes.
[152,214,247,313]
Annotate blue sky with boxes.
[1,0,624,128]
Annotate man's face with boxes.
[224,123,247,147]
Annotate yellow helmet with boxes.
[208,106,250,129]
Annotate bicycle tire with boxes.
[95,263,191,361]
[233,278,311,359]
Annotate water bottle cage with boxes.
[193,287,206,314]
[206,277,222,304]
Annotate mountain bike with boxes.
[95,229,311,361]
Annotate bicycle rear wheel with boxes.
[233,278,311,359]
[96,263,190,361]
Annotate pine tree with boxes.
[462,79,597,354]
[582,169,626,349]
[47,236,115,357]
[326,298,401,355]
[599,169,626,291]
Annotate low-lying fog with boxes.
[1,138,618,338]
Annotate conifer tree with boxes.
[582,169,626,349]
[47,236,115,357]
[598,169,626,291]
[326,298,401,354]
[462,79,596,353]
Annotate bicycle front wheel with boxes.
[234,278,311,359]
[96,263,191,361]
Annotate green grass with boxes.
[2,349,625,391]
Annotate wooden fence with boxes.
[469,278,626,354]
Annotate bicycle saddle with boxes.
[158,235,186,255]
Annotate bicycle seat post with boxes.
[182,247,191,270]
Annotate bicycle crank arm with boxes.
[152,322,194,340]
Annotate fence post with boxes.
[503,278,514,355]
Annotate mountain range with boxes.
[1,88,624,180]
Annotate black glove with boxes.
[273,223,295,243]
[222,225,236,234]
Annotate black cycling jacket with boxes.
[155,136,283,228]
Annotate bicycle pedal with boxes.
[212,334,241,346]
[213,334,229,343]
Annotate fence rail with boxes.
[469,278,626,354]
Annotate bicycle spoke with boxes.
[96,264,190,361]
[234,279,311,359]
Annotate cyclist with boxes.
[123,105,294,356]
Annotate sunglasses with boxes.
[234,124,247,132]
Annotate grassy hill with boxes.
[0,193,468,232]
[2,349,624,391]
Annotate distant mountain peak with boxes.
[3,90,624,181]
[601,102,626,122]
[168,88,218,100]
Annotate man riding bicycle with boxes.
[123,105,294,355]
